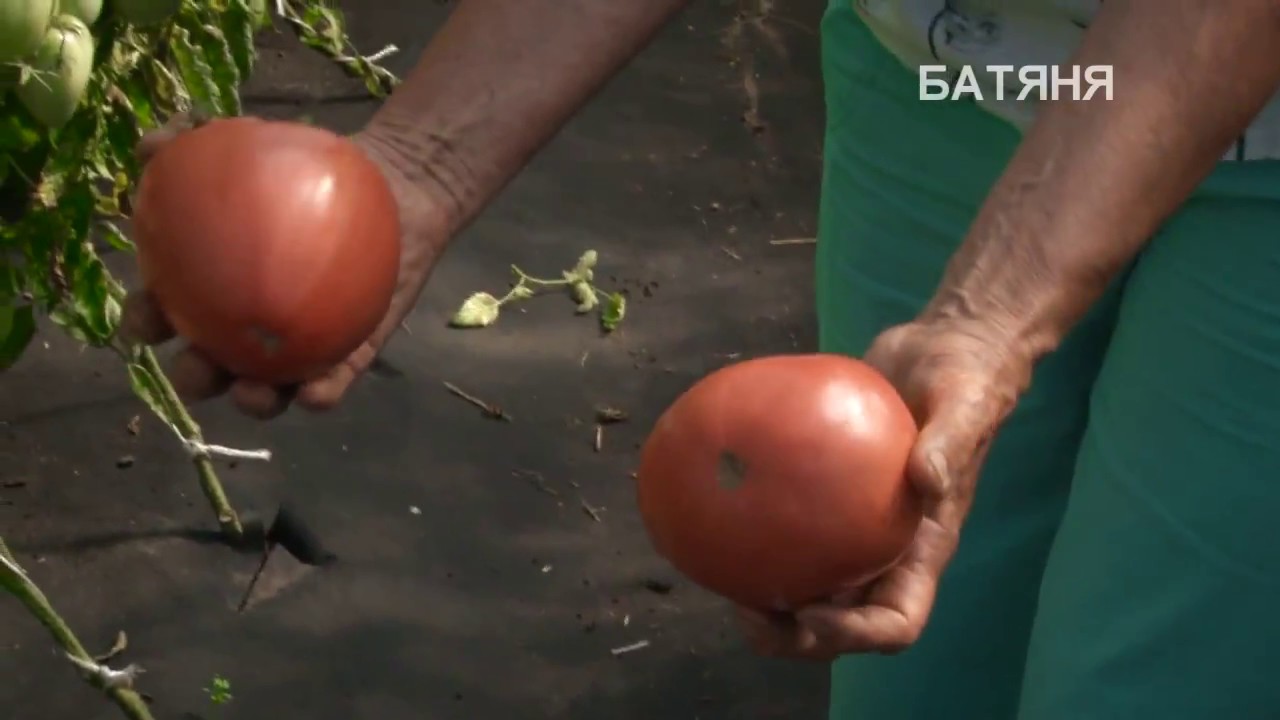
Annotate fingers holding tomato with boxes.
[736,607,826,660]
[735,317,1033,660]
[117,290,293,418]
[634,318,1034,661]
[116,115,404,418]
[636,354,925,615]
[734,512,958,660]
[862,319,1030,514]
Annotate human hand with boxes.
[737,317,1033,659]
[118,113,451,418]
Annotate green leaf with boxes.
[572,281,598,314]
[37,185,120,346]
[15,209,64,297]
[449,292,502,328]
[0,260,21,299]
[67,253,119,345]
[101,88,144,180]
[0,304,37,370]
[35,105,104,208]
[600,292,626,332]
[0,111,43,155]
[192,20,243,116]
[145,59,188,115]
[126,361,170,419]
[299,6,347,55]
[170,26,225,117]
[573,250,598,276]
[117,70,158,130]
[58,183,96,243]
[221,0,258,80]
[98,221,135,252]
[0,110,53,223]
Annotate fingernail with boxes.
[795,609,834,641]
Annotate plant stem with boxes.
[102,276,243,542]
[0,539,155,720]
[510,265,573,287]
[277,0,399,95]
[136,347,244,542]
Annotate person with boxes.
[121,0,1280,717]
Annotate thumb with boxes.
[135,110,212,166]
[906,393,1001,507]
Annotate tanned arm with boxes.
[355,0,693,241]
[924,0,1280,362]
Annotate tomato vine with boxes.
[0,1,396,716]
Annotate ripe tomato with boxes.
[636,354,923,612]
[132,118,401,385]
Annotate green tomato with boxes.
[0,0,56,63]
[16,15,95,129]
[247,0,268,26]
[56,0,102,25]
[113,0,181,26]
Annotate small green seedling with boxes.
[450,250,627,332]
[205,675,233,706]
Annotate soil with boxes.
[0,0,830,717]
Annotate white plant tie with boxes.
[169,423,272,462]
[182,438,273,462]
[64,653,145,690]
[364,45,399,63]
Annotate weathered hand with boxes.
[737,318,1032,660]
[118,113,448,419]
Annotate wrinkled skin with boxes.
[118,113,448,419]
[735,319,1031,659]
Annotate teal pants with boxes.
[817,5,1280,719]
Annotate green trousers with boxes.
[817,5,1280,719]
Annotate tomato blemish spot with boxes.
[250,326,282,356]
[718,452,748,490]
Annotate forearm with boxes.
[355,0,690,239]
[924,0,1280,361]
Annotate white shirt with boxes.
[854,0,1280,161]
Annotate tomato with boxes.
[132,118,402,385]
[0,0,55,63]
[16,15,95,129]
[247,0,268,26]
[56,0,101,25]
[636,354,923,612]
[112,0,180,26]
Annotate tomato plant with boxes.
[0,1,397,717]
